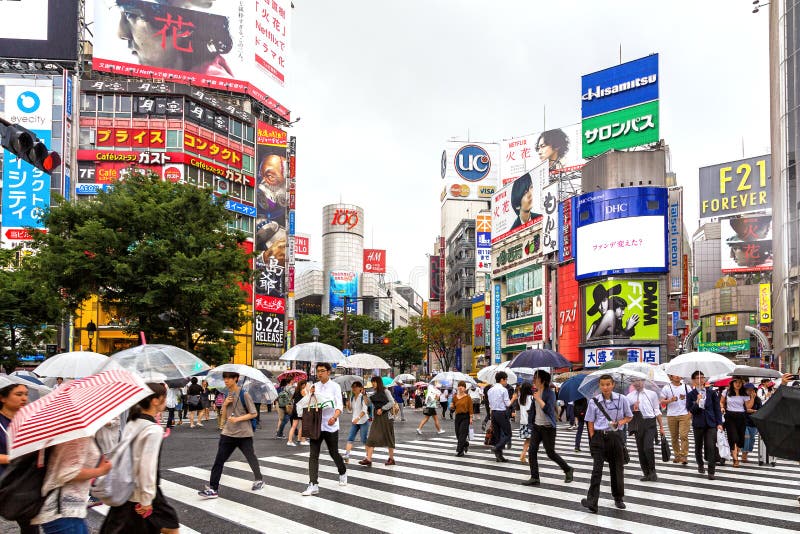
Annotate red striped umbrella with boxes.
[8,369,154,459]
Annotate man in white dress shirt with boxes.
[301,362,347,496]
[626,379,664,482]
[487,371,518,462]
[661,374,691,464]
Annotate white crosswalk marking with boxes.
[87,424,800,533]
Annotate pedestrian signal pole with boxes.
[0,116,61,174]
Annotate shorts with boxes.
[347,422,369,444]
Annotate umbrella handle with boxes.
[139,332,147,345]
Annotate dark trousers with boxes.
[454,413,470,453]
[575,417,585,449]
[254,403,262,425]
[181,404,188,420]
[634,417,658,476]
[209,435,262,491]
[530,425,571,479]
[440,401,449,418]
[491,410,512,453]
[309,430,346,485]
[566,404,575,425]
[586,431,625,507]
[694,426,717,474]
[166,408,176,427]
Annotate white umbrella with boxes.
[664,352,736,379]
[621,362,670,385]
[334,375,365,390]
[243,380,278,403]
[727,365,783,379]
[33,351,109,378]
[578,368,649,399]
[477,365,517,385]
[279,342,344,364]
[104,344,210,380]
[0,375,52,402]
[206,364,270,389]
[394,373,415,384]
[431,371,476,388]
[338,353,391,370]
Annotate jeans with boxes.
[347,422,370,444]
[529,425,571,479]
[209,435,262,491]
[276,408,291,436]
[42,518,89,534]
[254,403,262,424]
[634,417,657,476]
[694,426,717,474]
[491,410,512,453]
[566,404,575,426]
[574,418,585,449]
[454,413,470,453]
[743,425,758,453]
[586,430,625,507]
[309,430,346,484]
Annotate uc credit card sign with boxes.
[581,54,659,119]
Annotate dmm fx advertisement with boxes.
[574,187,668,280]
[584,279,660,341]
[698,155,771,218]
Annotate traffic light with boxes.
[382,337,390,345]
[0,120,61,174]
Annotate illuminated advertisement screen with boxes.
[720,214,773,273]
[583,279,660,342]
[0,0,78,61]
[330,271,358,314]
[574,187,667,280]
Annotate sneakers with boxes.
[339,474,347,486]
[198,488,219,499]
[416,428,423,435]
[252,480,264,491]
[301,484,319,496]
[564,467,574,483]
[300,441,310,446]
[197,422,204,427]
[286,441,297,447]
[437,429,446,434]
[343,451,350,463]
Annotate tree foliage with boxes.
[412,314,471,372]
[30,171,252,354]
[385,326,425,373]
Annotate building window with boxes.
[166,129,182,149]
[115,96,132,115]
[97,95,114,117]
[80,93,97,113]
[78,127,95,149]
[242,153,254,174]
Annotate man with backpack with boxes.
[198,372,264,498]
[275,378,293,439]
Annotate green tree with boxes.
[0,248,63,371]
[385,325,425,373]
[295,313,390,354]
[412,314,471,372]
[30,171,251,354]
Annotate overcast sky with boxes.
[288,1,770,297]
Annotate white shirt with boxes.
[626,388,661,419]
[487,383,511,411]
[519,396,533,426]
[661,382,690,416]
[313,379,343,433]
[350,393,369,425]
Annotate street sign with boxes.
[343,349,352,356]
[362,329,369,344]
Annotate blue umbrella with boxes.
[557,375,586,402]
[509,349,571,370]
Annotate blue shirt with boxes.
[392,385,404,403]
[584,392,633,431]
[0,413,10,477]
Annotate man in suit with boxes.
[685,370,724,480]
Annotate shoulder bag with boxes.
[301,394,322,440]
[592,398,630,464]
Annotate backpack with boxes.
[277,390,292,408]
[0,448,53,522]
[90,423,147,507]
[238,390,258,431]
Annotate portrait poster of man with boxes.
[721,214,773,273]
[584,280,659,341]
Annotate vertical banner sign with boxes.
[493,284,502,364]
[429,256,441,300]
[363,249,387,273]
[668,188,683,295]
[556,265,581,363]
[475,213,492,273]
[542,182,559,255]
[759,283,772,324]
[2,83,53,246]
[681,255,689,319]
[254,122,288,348]
[439,237,446,311]
[558,197,574,262]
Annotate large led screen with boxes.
[584,279,660,341]
[0,0,78,61]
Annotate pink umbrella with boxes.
[277,370,307,382]
[9,369,154,459]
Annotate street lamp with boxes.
[86,320,97,352]
[311,326,320,342]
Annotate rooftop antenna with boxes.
[619,44,622,64]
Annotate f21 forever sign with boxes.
[698,155,771,218]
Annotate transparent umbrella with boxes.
[104,344,210,380]
[279,342,344,364]
[477,365,517,385]
[0,375,52,402]
[431,371,476,388]
[578,368,650,399]
[338,353,391,370]
[334,375,364,390]
[33,351,109,379]
[394,373,416,384]
[206,364,270,389]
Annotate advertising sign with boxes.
[254,311,285,348]
[759,283,772,323]
[472,300,485,348]
[500,125,585,186]
[668,188,683,295]
[330,271,358,314]
[494,284,502,364]
[582,100,659,158]
[584,279,660,341]
[0,0,79,62]
[584,346,660,368]
[363,249,386,274]
[429,255,441,300]
[581,54,659,119]
[476,213,492,273]
[542,181,559,255]
[294,234,310,258]
[575,187,668,280]
[441,141,500,201]
[698,340,751,353]
[557,265,581,363]
[91,0,291,119]
[558,197,574,262]
[715,314,738,327]
[720,214,773,273]
[698,155,771,218]
[2,83,52,245]
[491,161,547,243]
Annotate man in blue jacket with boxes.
[685,370,723,480]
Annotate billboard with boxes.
[440,142,500,201]
[668,188,683,295]
[581,54,660,158]
[294,234,310,258]
[541,182,559,255]
[330,271,358,314]
[476,213,491,273]
[720,214,773,273]
[91,0,291,119]
[574,187,668,280]
[499,125,585,187]
[698,155,771,218]
[254,122,288,348]
[0,0,78,62]
[557,265,581,363]
[1,82,52,245]
[558,197,574,262]
[429,255,441,300]
[584,346,660,368]
[584,279,660,341]
[363,249,386,274]
[491,161,547,243]
[759,283,772,324]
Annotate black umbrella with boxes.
[509,349,571,370]
[751,386,800,461]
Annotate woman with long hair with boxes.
[416,384,444,435]
[286,379,309,446]
[452,381,474,457]
[517,382,533,463]
[343,381,370,463]
[101,382,180,534]
[200,380,211,423]
[359,377,397,466]
[723,377,750,467]
[1,383,37,534]
[741,383,761,463]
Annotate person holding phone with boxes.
[686,371,724,480]
[662,374,692,465]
